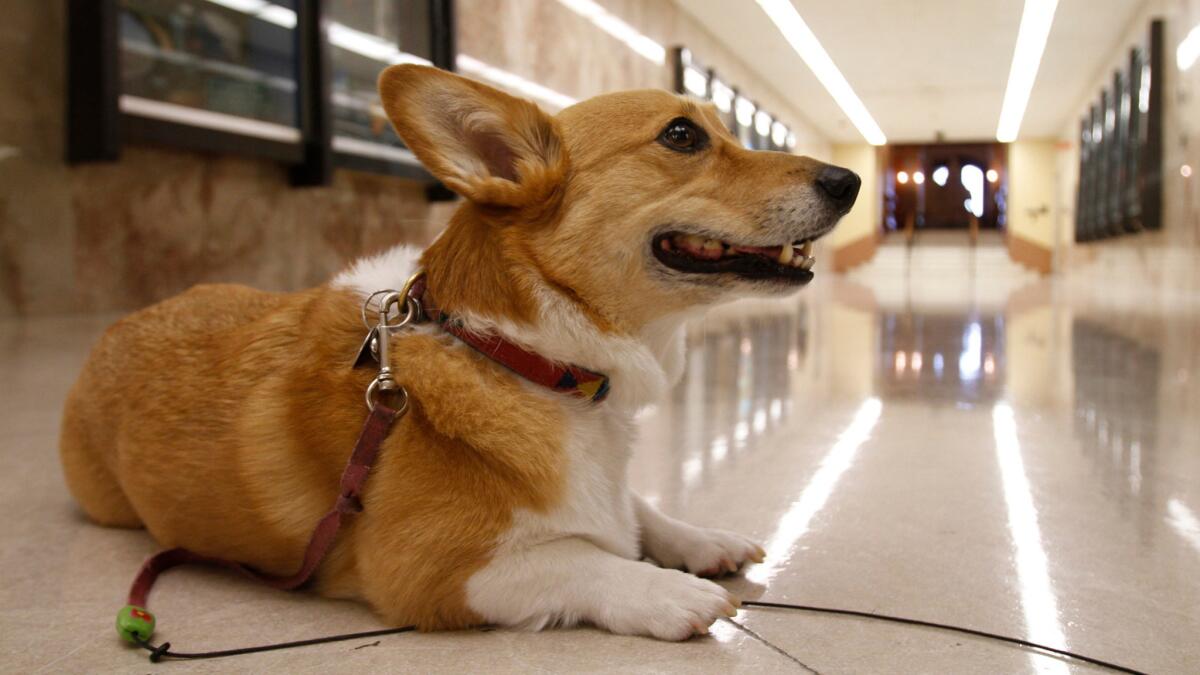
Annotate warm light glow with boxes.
[987,169,1000,183]
[1178,23,1200,71]
[555,0,666,64]
[1183,164,1194,178]
[746,398,883,584]
[932,166,949,186]
[984,353,996,376]
[894,351,907,374]
[996,0,1060,142]
[896,171,910,185]
[993,404,1069,672]
[912,171,925,185]
[786,133,797,150]
[754,0,886,145]
[911,352,923,372]
[456,55,577,110]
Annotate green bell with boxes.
[116,604,155,643]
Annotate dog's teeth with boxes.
[799,257,815,271]
[801,242,813,257]
[778,245,794,265]
[702,239,723,255]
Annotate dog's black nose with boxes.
[816,166,861,211]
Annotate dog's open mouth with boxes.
[652,232,818,283]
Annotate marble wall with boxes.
[0,2,449,317]
[0,0,832,317]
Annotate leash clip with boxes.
[360,273,425,411]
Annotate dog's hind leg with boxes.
[59,386,142,529]
[465,537,738,640]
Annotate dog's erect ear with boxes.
[378,65,566,207]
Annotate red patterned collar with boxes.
[408,276,610,403]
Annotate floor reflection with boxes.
[657,309,805,508]
[878,311,1006,404]
[1071,319,1160,499]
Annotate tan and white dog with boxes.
[60,65,859,640]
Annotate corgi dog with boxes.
[60,65,859,641]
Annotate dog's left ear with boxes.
[378,65,566,207]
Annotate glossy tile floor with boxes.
[3,245,1199,673]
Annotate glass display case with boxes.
[67,0,456,189]
[118,0,301,155]
[1074,19,1164,241]
[327,0,445,175]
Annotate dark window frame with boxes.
[66,0,455,192]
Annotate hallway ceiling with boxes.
[678,0,1146,144]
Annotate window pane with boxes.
[119,0,299,129]
[329,0,433,154]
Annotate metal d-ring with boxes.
[366,379,410,414]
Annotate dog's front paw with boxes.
[603,567,738,641]
[646,525,765,578]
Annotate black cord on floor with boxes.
[133,603,1147,674]
[739,600,1146,675]
[134,626,415,662]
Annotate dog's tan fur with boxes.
[61,65,852,635]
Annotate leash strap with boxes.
[118,402,401,643]
[409,277,610,403]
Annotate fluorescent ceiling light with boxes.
[755,110,772,135]
[735,96,755,127]
[996,0,1059,143]
[555,0,665,64]
[772,121,787,146]
[1179,23,1200,71]
[683,67,708,96]
[754,0,885,146]
[711,80,734,113]
[457,55,578,111]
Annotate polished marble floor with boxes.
[2,253,1199,673]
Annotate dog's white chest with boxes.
[501,404,640,559]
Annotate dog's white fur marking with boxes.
[334,245,755,638]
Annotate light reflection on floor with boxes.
[629,272,1200,673]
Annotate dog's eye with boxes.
[658,118,706,152]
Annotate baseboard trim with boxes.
[1007,233,1052,275]
[831,232,880,273]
